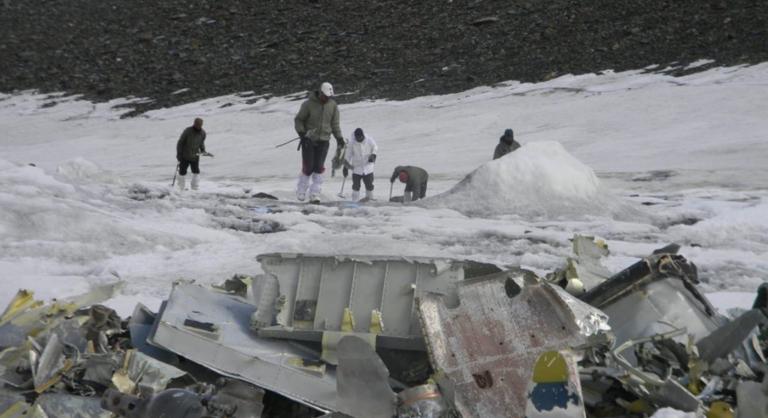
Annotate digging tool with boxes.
[171,163,179,187]
[274,136,300,149]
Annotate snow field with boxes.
[1,63,767,315]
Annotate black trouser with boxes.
[178,159,200,175]
[301,140,330,175]
[352,173,374,191]
[406,181,428,200]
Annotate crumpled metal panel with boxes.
[33,393,111,418]
[254,253,466,339]
[418,274,607,418]
[600,278,721,364]
[148,283,338,412]
[583,255,721,364]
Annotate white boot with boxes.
[365,190,374,201]
[309,173,324,201]
[191,174,199,190]
[351,191,360,201]
[296,173,310,201]
[177,175,186,191]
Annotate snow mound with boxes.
[426,141,625,218]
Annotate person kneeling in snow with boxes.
[176,118,212,191]
[343,128,378,201]
[390,166,428,202]
[493,128,520,160]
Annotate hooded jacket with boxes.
[294,91,343,143]
[345,133,378,175]
[177,127,207,162]
[493,135,520,159]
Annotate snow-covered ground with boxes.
[1,63,767,316]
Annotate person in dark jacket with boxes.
[294,82,345,202]
[390,166,428,202]
[176,118,209,191]
[493,128,521,160]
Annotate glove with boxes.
[368,154,377,163]
[297,133,307,151]
[343,160,353,169]
[336,138,346,149]
[342,167,349,177]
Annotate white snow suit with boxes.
[344,134,378,176]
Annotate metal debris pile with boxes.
[2,239,767,417]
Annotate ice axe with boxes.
[274,136,300,149]
[171,163,179,187]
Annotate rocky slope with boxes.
[1,0,766,113]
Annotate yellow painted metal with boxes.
[531,350,568,383]
[341,308,355,332]
[707,401,734,418]
[0,290,42,324]
[369,309,383,334]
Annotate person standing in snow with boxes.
[390,166,428,202]
[294,82,345,202]
[343,128,378,201]
[493,128,521,160]
[176,118,209,191]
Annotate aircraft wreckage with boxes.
[1,236,767,417]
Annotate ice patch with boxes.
[426,141,632,218]
[667,200,768,249]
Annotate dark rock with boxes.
[0,0,765,115]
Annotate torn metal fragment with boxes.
[34,333,72,393]
[736,380,768,418]
[101,388,206,418]
[208,379,265,418]
[336,336,395,418]
[583,254,720,363]
[127,303,178,364]
[697,309,768,363]
[34,393,111,418]
[148,283,338,412]
[418,273,607,417]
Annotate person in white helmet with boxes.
[293,82,345,203]
[343,127,378,201]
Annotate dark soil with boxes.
[1,0,766,114]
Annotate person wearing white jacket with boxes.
[344,128,378,201]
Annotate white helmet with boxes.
[320,82,334,97]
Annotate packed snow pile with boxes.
[427,141,627,218]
